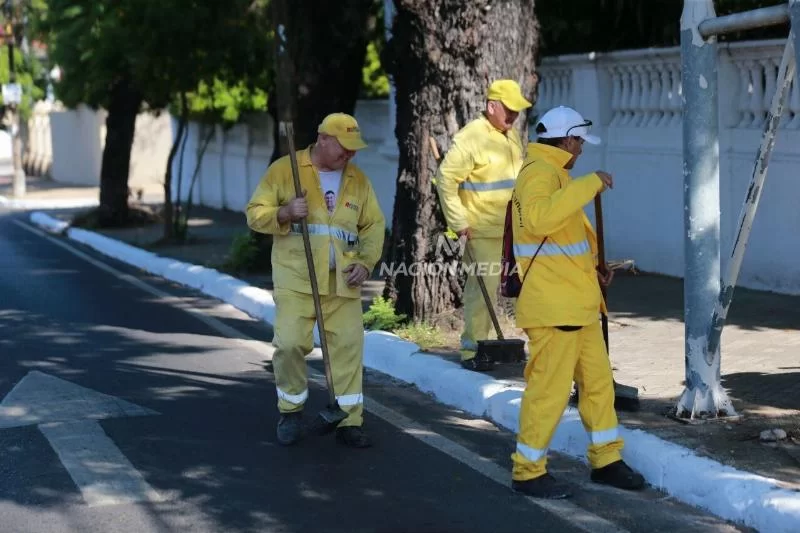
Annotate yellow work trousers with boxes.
[271,272,365,427]
[511,320,623,481]
[460,237,503,361]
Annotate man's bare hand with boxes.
[596,171,614,192]
[597,265,614,288]
[457,227,473,240]
[278,191,308,223]
[343,263,369,287]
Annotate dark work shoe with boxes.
[512,474,572,499]
[276,412,304,446]
[590,460,645,490]
[336,426,372,448]
[461,353,494,372]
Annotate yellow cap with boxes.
[317,113,367,151]
[486,79,532,112]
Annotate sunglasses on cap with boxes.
[565,119,593,136]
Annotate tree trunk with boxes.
[164,91,188,241]
[269,0,378,162]
[383,0,540,321]
[97,74,143,227]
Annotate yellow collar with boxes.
[527,142,574,170]
[479,114,507,135]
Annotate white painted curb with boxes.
[0,195,99,210]
[27,210,800,533]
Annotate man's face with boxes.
[562,136,584,169]
[316,134,356,170]
[486,100,519,132]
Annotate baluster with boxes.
[553,70,563,108]
[627,65,642,126]
[637,63,652,127]
[618,66,631,126]
[608,66,622,126]
[748,60,765,128]
[670,64,683,126]
[762,56,778,127]
[558,69,569,106]
[565,69,573,107]
[657,65,672,127]
[537,75,549,115]
[636,64,649,127]
[735,60,753,128]
[537,73,551,116]
[647,63,663,127]
[621,65,632,125]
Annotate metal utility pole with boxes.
[676,0,737,421]
[676,0,798,422]
[3,0,24,197]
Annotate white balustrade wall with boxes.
[22,100,57,177]
[531,39,800,295]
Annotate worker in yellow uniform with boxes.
[246,113,385,448]
[509,106,645,498]
[435,79,531,371]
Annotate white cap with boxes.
[536,106,601,145]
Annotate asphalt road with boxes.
[0,208,750,533]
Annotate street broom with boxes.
[593,194,640,411]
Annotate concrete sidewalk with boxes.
[7,187,800,532]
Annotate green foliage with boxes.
[363,296,407,331]
[0,45,45,121]
[29,0,273,118]
[175,78,269,127]
[361,41,389,99]
[223,231,272,274]
[395,322,446,351]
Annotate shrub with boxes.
[363,296,407,331]
[223,231,272,273]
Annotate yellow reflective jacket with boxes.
[245,146,386,299]
[511,143,607,328]
[435,115,524,239]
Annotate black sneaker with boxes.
[335,426,372,448]
[590,460,645,490]
[461,353,494,372]
[512,474,572,499]
[276,412,304,446]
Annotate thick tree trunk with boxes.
[383,0,540,321]
[97,74,142,227]
[269,0,378,162]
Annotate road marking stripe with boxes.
[39,420,164,507]
[16,218,627,530]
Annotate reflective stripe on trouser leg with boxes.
[460,237,502,361]
[320,271,365,427]
[574,320,623,469]
[272,287,314,414]
[512,326,582,481]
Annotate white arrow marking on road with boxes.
[0,370,163,507]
